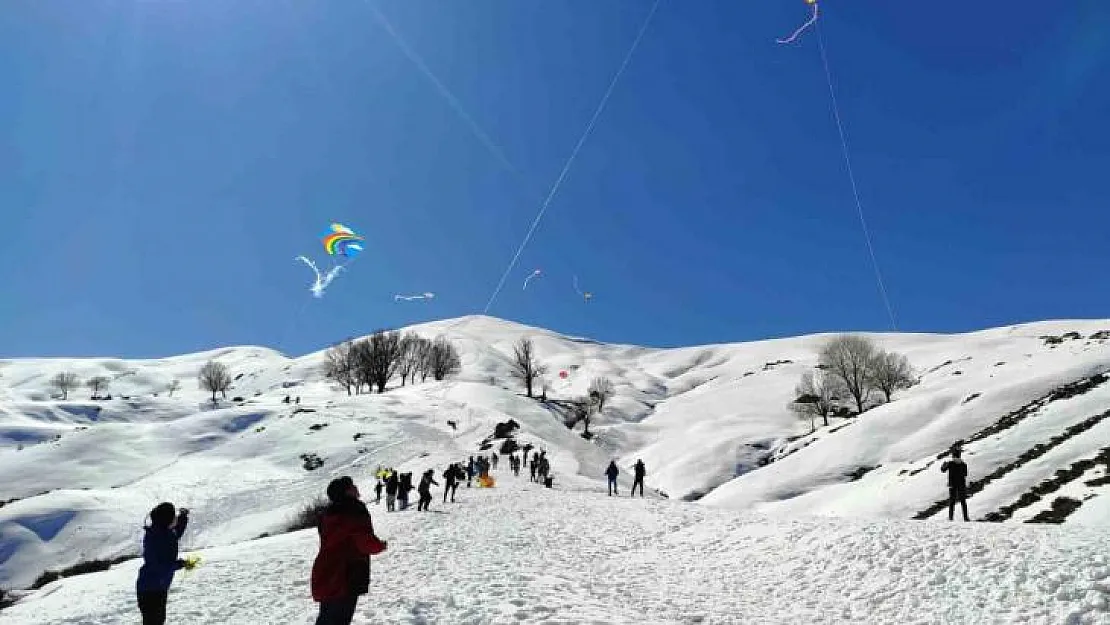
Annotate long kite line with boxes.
[481,0,664,315]
[363,0,661,321]
[365,1,522,180]
[816,23,898,330]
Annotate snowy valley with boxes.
[2,315,1110,624]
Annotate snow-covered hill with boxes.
[2,315,1110,623]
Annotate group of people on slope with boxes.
[133,442,971,625]
[605,459,646,497]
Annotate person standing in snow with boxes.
[605,461,620,496]
[941,446,970,521]
[136,502,190,625]
[417,470,439,511]
[385,471,399,512]
[631,459,646,497]
[373,480,383,505]
[311,476,387,625]
[467,456,476,488]
[443,464,459,503]
[529,455,538,482]
[398,473,414,511]
[491,452,499,470]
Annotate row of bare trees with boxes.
[509,337,616,436]
[324,330,462,395]
[791,335,915,431]
[48,373,117,400]
[46,366,221,402]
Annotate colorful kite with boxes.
[523,269,543,290]
[777,0,819,45]
[573,275,593,302]
[297,223,364,298]
[322,223,364,258]
[394,292,436,302]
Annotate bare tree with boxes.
[572,396,594,435]
[353,330,403,393]
[51,372,80,400]
[86,376,110,398]
[167,379,181,397]
[428,335,462,381]
[414,337,434,383]
[588,377,616,414]
[509,337,547,398]
[396,334,422,386]
[324,341,358,395]
[790,370,838,432]
[818,335,878,415]
[198,361,233,402]
[869,350,915,403]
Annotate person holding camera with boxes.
[136,502,190,625]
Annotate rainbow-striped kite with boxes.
[296,223,364,298]
[321,223,364,259]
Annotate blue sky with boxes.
[2,0,1109,358]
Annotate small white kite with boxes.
[573,275,593,302]
[522,269,543,290]
[394,292,436,302]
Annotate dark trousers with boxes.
[417,492,431,511]
[632,478,644,497]
[608,478,618,496]
[137,590,168,625]
[315,596,358,625]
[949,487,969,521]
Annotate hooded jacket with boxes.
[136,516,188,592]
[311,498,386,602]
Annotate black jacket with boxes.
[941,458,968,489]
[418,475,439,495]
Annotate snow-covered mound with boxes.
[2,315,1110,612]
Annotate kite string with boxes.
[482,0,663,315]
[816,23,898,331]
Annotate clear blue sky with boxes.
[2,0,1109,358]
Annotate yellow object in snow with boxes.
[182,555,202,571]
[477,475,495,488]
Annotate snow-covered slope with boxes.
[3,478,1110,625]
[2,315,1110,618]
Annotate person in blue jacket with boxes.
[136,502,189,625]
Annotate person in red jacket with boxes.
[311,476,387,625]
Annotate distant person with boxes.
[467,456,476,487]
[373,480,383,505]
[491,452,499,470]
[529,456,538,482]
[632,460,646,498]
[398,473,414,511]
[941,445,970,521]
[311,476,387,625]
[417,470,439,511]
[385,471,399,512]
[136,502,190,625]
[443,465,458,503]
[605,461,620,496]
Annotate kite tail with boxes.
[296,255,344,298]
[777,3,819,45]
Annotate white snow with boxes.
[2,315,1110,623]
